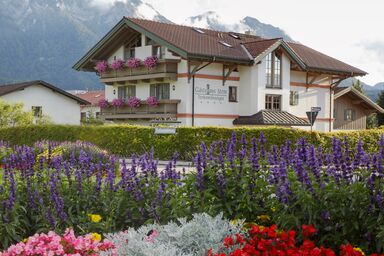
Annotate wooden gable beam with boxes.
[222,64,237,85]
[188,61,204,83]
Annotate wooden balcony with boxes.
[100,59,179,84]
[101,99,181,120]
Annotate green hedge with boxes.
[0,125,383,160]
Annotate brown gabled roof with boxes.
[334,87,384,113]
[233,110,310,126]
[74,90,105,106]
[243,38,280,58]
[126,17,260,62]
[288,42,367,76]
[0,80,90,105]
[74,17,367,77]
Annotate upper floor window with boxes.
[229,86,237,102]
[289,91,299,106]
[32,106,42,118]
[265,94,281,110]
[152,45,165,59]
[265,51,282,88]
[124,36,142,60]
[150,83,170,100]
[344,109,356,121]
[118,85,136,101]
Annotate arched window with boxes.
[265,51,282,88]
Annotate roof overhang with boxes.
[252,39,307,70]
[0,80,90,105]
[334,87,384,113]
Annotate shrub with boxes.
[0,125,383,160]
[102,213,241,256]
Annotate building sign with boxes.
[195,84,228,102]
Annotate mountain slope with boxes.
[0,0,168,90]
[1,2,291,90]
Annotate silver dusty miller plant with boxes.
[101,213,243,256]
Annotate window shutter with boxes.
[352,110,356,121]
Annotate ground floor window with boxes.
[118,85,136,101]
[344,109,356,121]
[265,94,281,110]
[289,91,299,106]
[150,83,170,100]
[229,86,237,102]
[32,106,42,118]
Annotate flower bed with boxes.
[0,229,115,256]
[0,134,383,253]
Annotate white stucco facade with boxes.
[102,37,336,132]
[1,84,82,125]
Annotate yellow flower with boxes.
[22,238,28,243]
[353,247,365,256]
[88,214,102,223]
[271,207,276,212]
[91,232,102,242]
[256,214,271,223]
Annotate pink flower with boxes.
[143,56,158,69]
[98,99,110,108]
[95,60,108,73]
[127,96,141,108]
[144,229,159,243]
[0,229,116,256]
[146,96,159,107]
[111,59,125,71]
[111,98,125,107]
[126,58,141,69]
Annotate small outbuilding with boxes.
[333,86,384,130]
[0,80,89,125]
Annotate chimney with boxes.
[244,30,256,36]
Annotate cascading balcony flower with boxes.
[143,56,158,70]
[126,57,141,69]
[98,99,110,109]
[127,96,141,108]
[111,59,125,71]
[95,60,109,73]
[111,98,125,107]
[146,96,159,107]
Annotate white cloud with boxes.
[145,0,384,84]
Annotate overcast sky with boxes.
[106,0,384,85]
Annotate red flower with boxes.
[224,236,234,248]
[302,224,316,238]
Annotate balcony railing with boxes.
[101,99,181,120]
[100,59,179,83]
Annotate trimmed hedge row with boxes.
[0,125,383,160]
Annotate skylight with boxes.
[192,28,205,34]
[219,41,232,47]
[229,33,240,39]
